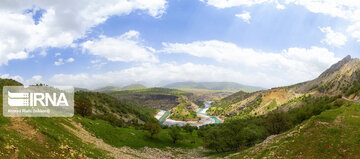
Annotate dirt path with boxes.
[63,121,176,159]
[342,97,360,103]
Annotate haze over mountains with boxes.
[163,82,264,92]
[94,82,264,93]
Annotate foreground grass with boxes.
[77,117,203,149]
[231,101,360,158]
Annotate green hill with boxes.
[164,82,264,92]
[108,87,190,110]
[230,100,360,158]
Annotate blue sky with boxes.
[0,0,359,89]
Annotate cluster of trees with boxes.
[200,95,343,152]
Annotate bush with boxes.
[169,126,182,144]
[144,122,161,138]
[264,110,292,134]
[74,98,92,117]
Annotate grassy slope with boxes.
[77,117,202,149]
[0,79,201,158]
[0,79,110,158]
[231,101,360,158]
[76,91,156,123]
[170,96,199,121]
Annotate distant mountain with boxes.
[94,84,147,93]
[163,82,264,92]
[121,84,146,90]
[74,87,91,92]
[93,86,121,92]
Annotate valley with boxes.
[1,56,360,158]
[155,101,222,127]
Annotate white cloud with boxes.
[48,42,341,89]
[55,53,61,57]
[81,30,158,63]
[161,40,340,86]
[319,27,347,47]
[54,58,64,66]
[54,57,75,66]
[235,12,251,23]
[0,74,24,83]
[202,0,285,9]
[203,0,360,43]
[0,0,167,65]
[48,63,252,89]
[203,0,271,8]
[89,59,107,69]
[66,58,75,63]
[284,0,360,42]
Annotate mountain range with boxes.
[163,81,264,92]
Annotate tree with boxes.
[74,98,92,117]
[264,110,291,134]
[168,126,182,144]
[144,122,161,138]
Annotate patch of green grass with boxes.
[267,99,277,110]
[77,117,202,149]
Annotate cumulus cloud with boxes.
[235,12,251,23]
[81,30,158,63]
[202,0,360,43]
[66,58,75,63]
[161,40,340,85]
[89,59,107,69]
[54,58,75,66]
[281,0,360,42]
[202,0,284,9]
[319,27,347,47]
[0,0,167,65]
[0,74,24,83]
[47,41,342,89]
[48,63,254,89]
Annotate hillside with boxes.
[164,82,264,92]
[0,79,205,158]
[228,100,360,158]
[108,87,190,110]
[75,91,155,124]
[209,55,360,120]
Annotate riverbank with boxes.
[154,101,222,127]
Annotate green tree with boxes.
[264,110,292,134]
[144,122,161,138]
[168,126,182,144]
[74,98,92,117]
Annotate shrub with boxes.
[74,98,92,117]
[144,122,161,138]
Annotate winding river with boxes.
[155,101,222,127]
